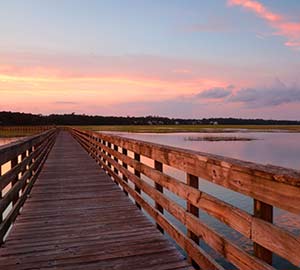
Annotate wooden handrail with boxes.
[0,128,57,243]
[70,128,300,269]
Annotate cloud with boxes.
[228,0,300,50]
[229,81,300,107]
[197,87,232,99]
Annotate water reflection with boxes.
[102,131,300,269]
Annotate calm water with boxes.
[100,131,300,269]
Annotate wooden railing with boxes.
[0,128,57,243]
[71,128,300,270]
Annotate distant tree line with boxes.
[0,111,299,126]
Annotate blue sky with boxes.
[1,0,300,119]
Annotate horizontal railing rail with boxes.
[71,128,300,270]
[0,128,57,243]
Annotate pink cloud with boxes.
[228,0,300,50]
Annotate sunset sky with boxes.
[1,0,300,119]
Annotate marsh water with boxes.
[1,132,299,269]
[99,131,300,269]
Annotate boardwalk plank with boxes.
[0,131,190,270]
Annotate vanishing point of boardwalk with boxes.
[0,132,190,270]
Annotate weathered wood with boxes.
[86,145,274,270]
[252,217,300,266]
[0,129,57,243]
[187,173,199,268]
[71,128,300,269]
[0,165,2,226]
[87,136,252,237]
[0,131,190,270]
[0,138,54,242]
[79,130,300,215]
[0,130,55,165]
[253,200,273,265]
[134,152,141,209]
[122,148,129,196]
[98,159,223,270]
[11,157,19,205]
[21,151,27,192]
[154,160,164,233]
[0,137,50,190]
[113,145,119,175]
[107,142,112,169]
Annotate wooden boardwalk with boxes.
[0,132,190,270]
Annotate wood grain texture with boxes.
[0,131,190,270]
[73,130,276,270]
[76,129,300,214]
[0,129,56,243]
[71,128,300,269]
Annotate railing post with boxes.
[107,142,112,169]
[187,173,199,268]
[28,146,33,178]
[100,139,105,167]
[21,151,27,192]
[113,145,119,185]
[134,153,141,209]
[154,160,164,233]
[122,148,128,196]
[11,157,19,205]
[0,165,2,225]
[253,199,273,265]
[95,137,99,164]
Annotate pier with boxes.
[0,128,300,269]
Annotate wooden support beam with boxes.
[113,145,119,175]
[21,151,27,192]
[154,160,164,234]
[122,148,128,196]
[134,153,141,209]
[253,199,273,265]
[187,173,200,269]
[107,142,112,169]
[11,157,19,205]
[0,165,2,225]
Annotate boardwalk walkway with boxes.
[0,132,190,270]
